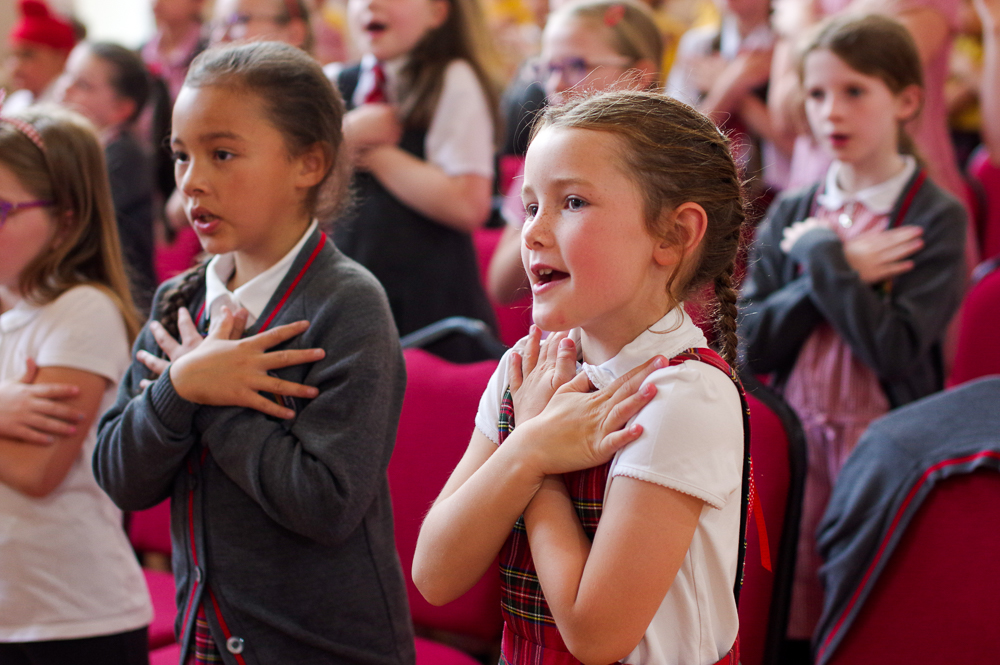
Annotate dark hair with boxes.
[399,0,502,139]
[531,90,746,364]
[88,41,150,124]
[798,13,924,156]
[160,40,347,337]
[0,105,141,340]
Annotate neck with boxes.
[579,307,675,366]
[227,218,312,291]
[158,19,199,52]
[836,152,907,194]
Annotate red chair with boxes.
[820,470,1000,665]
[128,500,177,650]
[388,349,504,659]
[472,227,533,347]
[737,373,807,665]
[968,147,1000,261]
[948,257,1000,387]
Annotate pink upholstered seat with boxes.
[472,227,533,347]
[737,374,807,665]
[389,349,504,652]
[968,148,1000,261]
[822,471,1000,665]
[128,501,177,650]
[948,258,1000,387]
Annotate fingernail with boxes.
[307,387,319,397]
[631,424,643,435]
[642,383,656,396]
[559,338,573,349]
[653,356,667,369]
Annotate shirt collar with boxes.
[817,156,917,215]
[203,220,317,327]
[0,294,39,334]
[575,307,708,390]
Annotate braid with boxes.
[712,260,740,367]
[158,262,208,339]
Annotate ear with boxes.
[627,58,659,91]
[895,83,922,123]
[429,0,450,30]
[652,202,708,267]
[293,142,331,189]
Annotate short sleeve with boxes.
[34,286,131,386]
[611,360,744,509]
[474,349,514,445]
[425,59,496,178]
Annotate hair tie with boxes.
[0,89,47,153]
[604,4,626,27]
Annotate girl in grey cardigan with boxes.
[94,42,415,665]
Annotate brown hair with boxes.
[531,90,746,364]
[159,40,347,337]
[398,0,502,139]
[798,13,924,156]
[88,41,150,124]
[549,0,663,79]
[0,105,141,341]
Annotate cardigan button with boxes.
[226,636,244,654]
[193,566,202,583]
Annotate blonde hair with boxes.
[549,0,663,78]
[532,91,746,363]
[0,105,141,341]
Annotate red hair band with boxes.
[604,4,626,27]
[0,90,47,153]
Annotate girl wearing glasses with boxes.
[489,0,661,306]
[0,105,151,664]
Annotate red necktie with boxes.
[363,62,387,104]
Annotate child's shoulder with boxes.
[43,284,123,323]
[300,243,396,325]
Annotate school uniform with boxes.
[331,57,498,362]
[476,309,747,665]
[94,224,415,665]
[0,286,152,653]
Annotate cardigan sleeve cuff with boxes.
[148,370,200,434]
[788,226,842,269]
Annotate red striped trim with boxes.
[888,170,926,230]
[181,483,199,633]
[817,450,1000,661]
[257,232,326,333]
[209,588,247,665]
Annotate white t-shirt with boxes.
[0,285,152,641]
[326,55,495,178]
[475,308,743,665]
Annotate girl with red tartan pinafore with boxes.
[414,90,750,665]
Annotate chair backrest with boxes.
[968,147,1000,261]
[128,498,172,556]
[737,373,807,665]
[823,470,1000,665]
[948,257,1000,387]
[472,227,533,347]
[388,349,503,644]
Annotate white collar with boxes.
[203,220,317,327]
[574,307,708,390]
[0,294,40,334]
[817,156,917,215]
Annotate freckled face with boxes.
[520,126,670,348]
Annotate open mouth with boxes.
[535,266,569,285]
[365,20,387,34]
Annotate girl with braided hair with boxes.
[414,89,749,665]
[94,41,414,664]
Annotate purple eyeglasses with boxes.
[0,199,54,228]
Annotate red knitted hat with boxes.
[10,0,77,52]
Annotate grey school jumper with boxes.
[94,229,416,665]
[738,170,967,408]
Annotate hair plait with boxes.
[158,262,208,339]
[531,90,747,364]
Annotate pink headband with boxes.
[0,89,46,153]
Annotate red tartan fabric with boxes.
[496,348,745,665]
[188,604,223,664]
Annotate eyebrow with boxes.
[521,176,592,197]
[171,131,247,147]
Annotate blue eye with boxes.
[566,197,587,211]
